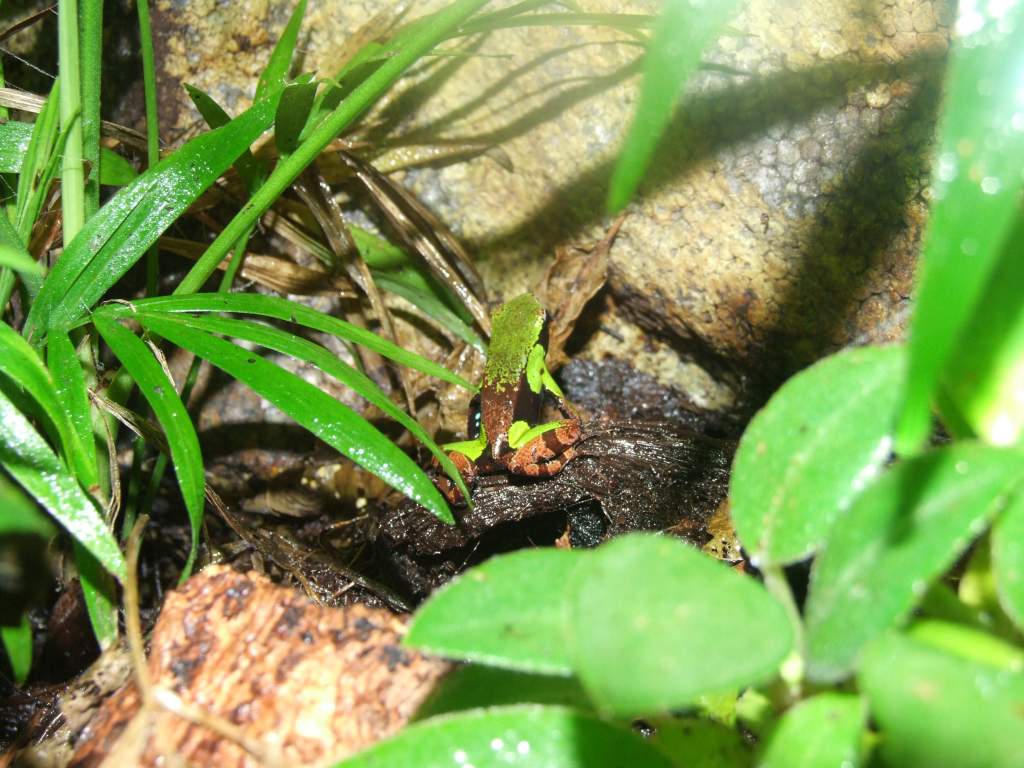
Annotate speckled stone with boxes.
[154,0,951,406]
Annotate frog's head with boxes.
[482,293,547,393]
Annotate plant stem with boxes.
[137,0,161,296]
[79,0,103,219]
[175,0,491,296]
[58,0,86,242]
[761,564,805,694]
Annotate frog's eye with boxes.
[467,394,482,438]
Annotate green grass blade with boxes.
[0,121,135,184]
[0,321,98,489]
[15,82,61,241]
[607,0,743,213]
[136,0,160,170]
[184,85,267,192]
[134,311,454,524]
[0,210,43,275]
[0,386,125,581]
[95,293,477,391]
[0,614,33,685]
[374,272,485,352]
[895,5,1024,453]
[275,79,318,156]
[255,0,307,100]
[23,95,280,342]
[74,542,118,650]
[47,331,99,491]
[149,311,470,502]
[174,0,491,297]
[93,313,205,578]
[80,0,103,218]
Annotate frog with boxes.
[436,293,583,504]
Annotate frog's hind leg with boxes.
[506,420,582,477]
[433,451,477,504]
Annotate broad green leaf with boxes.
[406,548,584,673]
[255,0,307,99]
[149,311,469,501]
[607,0,743,212]
[757,693,865,768]
[0,473,55,537]
[650,719,751,768]
[731,346,904,566]
[804,443,1023,682]
[334,706,674,768]
[93,314,205,574]
[47,332,98,490]
[94,293,476,391]
[906,619,1024,671]
[860,632,1024,768]
[566,534,792,716]
[75,542,119,650]
[23,94,280,342]
[991,491,1024,632]
[414,667,593,721]
[0,321,97,488]
[896,4,1024,453]
[0,614,33,685]
[0,387,125,581]
[135,312,454,524]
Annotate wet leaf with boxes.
[135,311,454,524]
[895,4,1024,453]
[24,95,280,342]
[94,293,475,392]
[0,615,33,685]
[255,0,307,99]
[334,705,674,768]
[406,548,583,673]
[991,491,1024,632]
[93,314,205,575]
[757,693,865,768]
[0,387,125,581]
[860,632,1024,768]
[0,119,135,185]
[566,534,792,716]
[47,332,98,491]
[804,443,1023,682]
[731,346,904,566]
[607,0,743,212]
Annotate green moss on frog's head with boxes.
[483,293,546,390]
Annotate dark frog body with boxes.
[437,294,582,503]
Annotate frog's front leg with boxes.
[502,418,583,477]
[434,433,487,504]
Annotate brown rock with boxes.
[68,566,448,767]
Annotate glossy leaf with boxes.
[406,548,583,673]
[566,534,792,716]
[804,443,1023,682]
[334,705,674,768]
[151,311,468,502]
[607,0,743,212]
[757,693,865,768]
[414,667,593,721]
[0,321,97,488]
[255,0,307,99]
[0,473,54,537]
[0,615,33,685]
[731,346,904,566]
[94,314,205,574]
[991,490,1024,632]
[860,632,1024,768]
[184,84,266,191]
[275,79,318,156]
[0,120,133,185]
[135,312,454,524]
[895,3,1024,453]
[47,332,98,491]
[23,94,280,342]
[941,217,1024,444]
[75,543,119,650]
[0,387,125,581]
[94,293,476,391]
